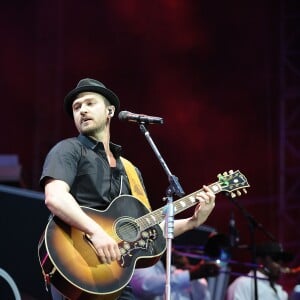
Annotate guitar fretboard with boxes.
[137,182,222,231]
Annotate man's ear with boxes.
[108,107,114,117]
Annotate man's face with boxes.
[72,92,110,135]
[263,255,283,281]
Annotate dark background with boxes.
[0,0,299,299]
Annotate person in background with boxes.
[131,249,220,300]
[290,284,300,300]
[226,241,294,300]
[40,78,217,300]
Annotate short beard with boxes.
[80,123,105,137]
[81,127,96,136]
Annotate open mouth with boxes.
[81,118,92,124]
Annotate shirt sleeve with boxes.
[40,138,81,188]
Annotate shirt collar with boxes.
[77,134,122,157]
[248,270,269,280]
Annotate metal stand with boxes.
[138,123,185,300]
[228,197,276,300]
[0,268,21,300]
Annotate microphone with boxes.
[118,111,164,124]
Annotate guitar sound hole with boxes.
[115,218,140,242]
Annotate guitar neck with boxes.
[137,181,222,231]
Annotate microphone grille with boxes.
[118,111,129,120]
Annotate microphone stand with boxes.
[138,122,185,300]
[228,197,276,300]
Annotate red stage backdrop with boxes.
[0,0,299,296]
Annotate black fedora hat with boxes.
[64,78,120,117]
[256,242,294,262]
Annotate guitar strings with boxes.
[114,194,200,239]
[113,175,247,245]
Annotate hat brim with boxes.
[64,85,120,117]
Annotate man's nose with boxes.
[80,105,88,114]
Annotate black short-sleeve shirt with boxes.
[40,134,142,210]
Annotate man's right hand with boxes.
[88,227,121,264]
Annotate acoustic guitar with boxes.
[38,170,249,300]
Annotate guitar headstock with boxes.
[218,170,250,198]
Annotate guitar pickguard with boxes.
[118,227,159,268]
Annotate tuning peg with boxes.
[229,170,234,174]
[231,192,236,198]
[236,190,241,196]
[223,171,228,176]
[243,189,247,194]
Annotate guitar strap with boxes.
[76,134,151,210]
[120,157,151,210]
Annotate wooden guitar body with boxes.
[38,195,166,300]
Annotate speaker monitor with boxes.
[0,184,51,299]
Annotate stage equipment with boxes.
[0,184,51,299]
[227,190,278,300]
[0,154,22,185]
[118,110,163,124]
[0,268,21,300]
